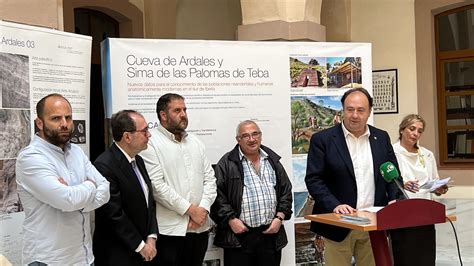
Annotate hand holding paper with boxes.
[419,177,452,192]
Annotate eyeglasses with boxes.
[238,131,261,141]
[129,127,149,134]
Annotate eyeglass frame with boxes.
[128,126,150,134]
[237,131,262,141]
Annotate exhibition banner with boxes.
[0,21,92,265]
[102,38,372,265]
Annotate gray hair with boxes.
[236,120,261,137]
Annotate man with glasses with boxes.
[16,93,110,265]
[210,120,292,266]
[93,110,158,265]
[140,93,216,266]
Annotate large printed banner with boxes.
[102,38,372,265]
[0,21,91,265]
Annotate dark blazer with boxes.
[305,124,400,242]
[93,143,158,266]
[210,144,293,250]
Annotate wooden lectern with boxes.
[305,199,456,266]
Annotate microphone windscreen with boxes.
[379,161,399,182]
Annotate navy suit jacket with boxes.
[305,124,400,242]
[93,143,158,266]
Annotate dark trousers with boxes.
[390,224,436,266]
[155,231,209,266]
[224,225,281,266]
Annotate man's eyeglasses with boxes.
[238,131,261,141]
[129,127,149,134]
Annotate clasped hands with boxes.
[139,237,157,262]
[187,204,208,230]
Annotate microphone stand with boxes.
[394,179,410,200]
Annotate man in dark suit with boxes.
[93,110,158,265]
[305,88,400,266]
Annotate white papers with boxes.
[419,177,451,192]
[359,206,384,213]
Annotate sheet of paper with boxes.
[419,177,451,192]
[359,206,384,213]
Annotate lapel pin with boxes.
[374,136,377,140]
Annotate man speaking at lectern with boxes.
[305,88,400,266]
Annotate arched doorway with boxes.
[74,8,119,161]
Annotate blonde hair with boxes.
[398,114,426,141]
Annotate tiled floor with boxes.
[436,199,474,265]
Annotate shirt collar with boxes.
[34,133,71,153]
[114,142,134,163]
[157,123,188,142]
[238,146,268,161]
[341,121,371,139]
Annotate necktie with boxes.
[131,160,148,205]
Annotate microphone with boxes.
[379,161,409,199]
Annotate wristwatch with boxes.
[274,215,284,222]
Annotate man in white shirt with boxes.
[16,93,110,265]
[141,93,216,266]
[305,88,400,266]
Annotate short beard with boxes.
[42,123,72,147]
[165,118,187,135]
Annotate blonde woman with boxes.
[390,114,448,266]
[393,114,448,198]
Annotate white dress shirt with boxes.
[341,122,375,209]
[140,124,216,236]
[16,135,110,265]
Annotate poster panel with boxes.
[102,39,372,265]
[0,20,92,265]
[288,43,372,264]
[102,38,292,164]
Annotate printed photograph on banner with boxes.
[70,120,86,144]
[290,57,326,88]
[0,52,30,109]
[295,222,324,265]
[0,159,23,214]
[0,109,31,159]
[202,259,220,266]
[294,191,314,219]
[292,155,314,219]
[202,237,223,266]
[291,95,342,154]
[33,119,86,145]
[327,57,362,89]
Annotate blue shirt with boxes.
[16,135,110,265]
[239,148,277,227]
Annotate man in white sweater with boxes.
[141,93,216,266]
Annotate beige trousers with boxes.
[323,230,375,266]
